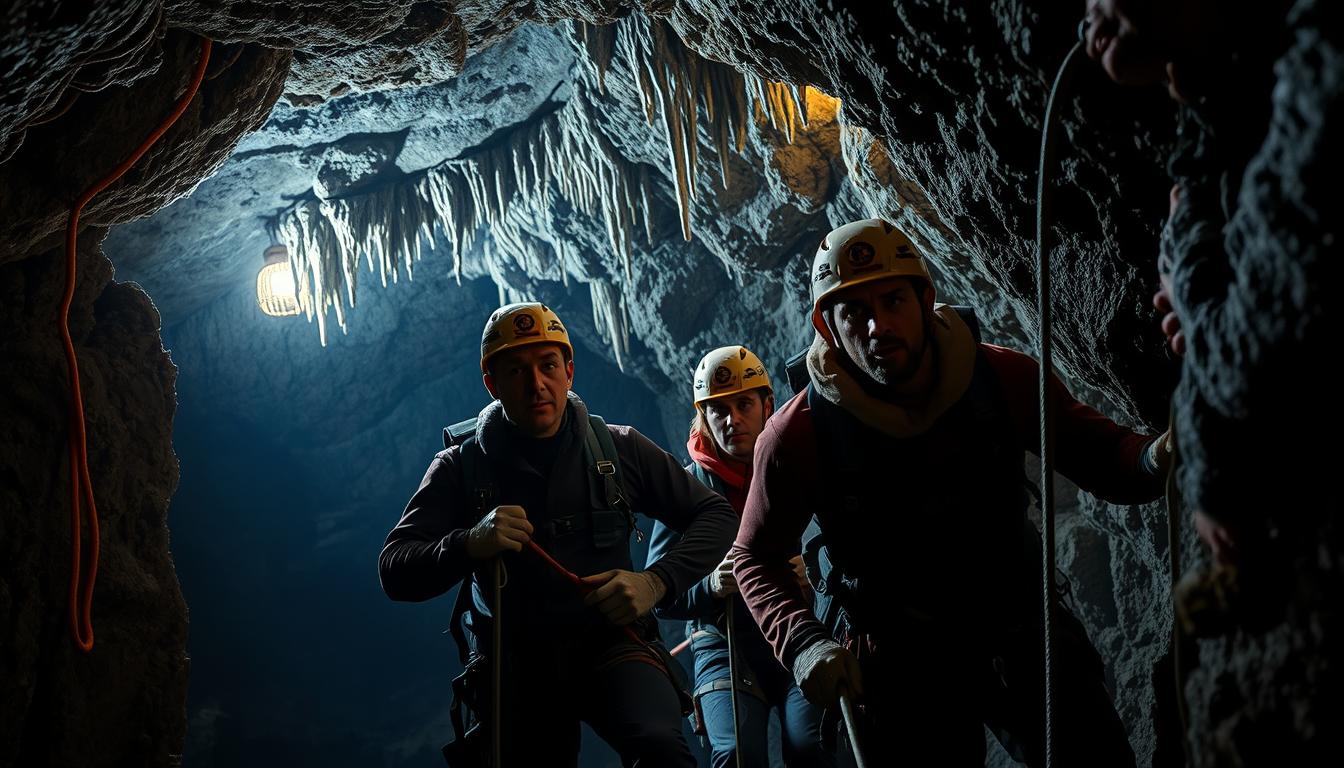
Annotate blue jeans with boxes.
[691,623,830,768]
[700,681,828,768]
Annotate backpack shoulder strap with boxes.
[805,382,860,471]
[443,416,478,449]
[965,348,1041,504]
[949,304,982,344]
[584,414,630,512]
[784,348,809,397]
[584,414,642,542]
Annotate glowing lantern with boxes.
[256,245,299,317]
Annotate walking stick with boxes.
[492,556,504,767]
[725,597,743,768]
[837,682,868,768]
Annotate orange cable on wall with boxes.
[61,36,213,652]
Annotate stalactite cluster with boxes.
[274,13,818,350]
[576,16,811,240]
[274,86,653,346]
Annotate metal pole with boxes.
[492,556,503,767]
[837,683,867,768]
[724,597,743,768]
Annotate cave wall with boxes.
[0,232,187,766]
[1,1,1288,766]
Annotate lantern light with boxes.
[256,245,299,317]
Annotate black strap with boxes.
[950,304,982,344]
[963,347,1041,507]
[784,348,809,396]
[582,414,638,541]
[583,415,628,511]
[443,416,478,449]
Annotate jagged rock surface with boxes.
[4,2,1305,766]
[0,231,187,767]
[0,29,290,262]
[1,0,165,163]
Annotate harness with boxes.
[443,413,635,665]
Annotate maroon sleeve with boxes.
[731,395,834,672]
[982,344,1164,504]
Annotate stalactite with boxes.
[273,11,826,362]
[573,20,616,94]
[276,199,350,347]
[590,278,630,371]
[274,82,654,357]
[581,15,807,240]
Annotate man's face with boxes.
[703,391,773,464]
[484,344,573,438]
[825,277,931,387]
[1084,0,1196,88]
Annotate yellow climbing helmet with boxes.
[810,218,933,333]
[692,345,772,406]
[480,302,573,373]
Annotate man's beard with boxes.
[858,334,928,387]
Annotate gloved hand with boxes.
[792,639,863,708]
[709,556,737,598]
[1194,509,1240,566]
[788,554,810,590]
[465,505,533,560]
[1147,429,1174,477]
[581,569,667,625]
[1155,184,1186,357]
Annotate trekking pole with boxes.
[724,597,743,768]
[492,556,504,767]
[837,682,867,768]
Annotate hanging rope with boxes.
[523,540,645,646]
[1035,35,1086,766]
[61,35,213,652]
[1164,403,1196,766]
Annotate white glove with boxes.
[792,639,863,707]
[709,556,737,597]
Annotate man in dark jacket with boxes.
[732,220,1172,765]
[648,345,828,768]
[380,302,738,767]
[1085,1,1341,761]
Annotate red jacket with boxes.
[731,344,1163,670]
[686,428,750,513]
